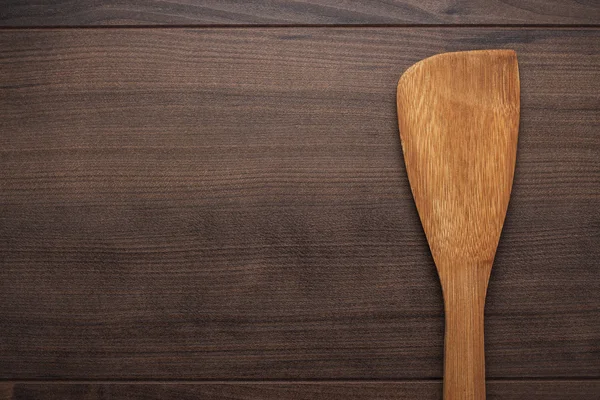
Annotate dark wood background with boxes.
[1,1,599,399]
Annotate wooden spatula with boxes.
[396,50,520,399]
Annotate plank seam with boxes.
[0,24,599,30]
[2,378,600,384]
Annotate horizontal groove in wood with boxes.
[1,28,599,380]
[2,381,600,399]
[1,24,600,30]
[1,0,599,27]
[3,378,600,383]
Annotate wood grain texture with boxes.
[0,28,599,380]
[4,382,600,399]
[397,50,520,399]
[1,0,600,26]
[0,385,13,400]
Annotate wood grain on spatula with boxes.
[397,50,520,399]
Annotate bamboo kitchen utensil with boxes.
[396,50,520,399]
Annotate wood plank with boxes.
[0,28,599,380]
[5,381,600,399]
[1,0,599,26]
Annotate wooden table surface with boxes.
[1,1,599,399]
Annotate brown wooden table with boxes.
[1,1,599,399]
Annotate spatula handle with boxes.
[442,271,487,400]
